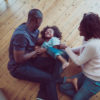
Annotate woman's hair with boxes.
[41,26,62,40]
[79,12,100,40]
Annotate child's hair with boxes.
[41,26,62,40]
[79,12,100,40]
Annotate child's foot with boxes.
[72,78,78,91]
[62,62,69,69]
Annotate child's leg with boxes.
[47,47,69,69]
[57,55,69,69]
[47,47,68,60]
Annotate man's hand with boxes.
[36,48,46,55]
[14,50,38,63]
[31,51,37,58]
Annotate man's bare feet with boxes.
[72,78,78,91]
[62,62,69,69]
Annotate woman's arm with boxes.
[65,44,95,66]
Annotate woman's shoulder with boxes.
[86,38,100,51]
[88,38,100,45]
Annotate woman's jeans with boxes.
[60,72,100,100]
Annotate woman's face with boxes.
[45,28,54,38]
[78,26,85,36]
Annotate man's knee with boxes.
[44,74,55,84]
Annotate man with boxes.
[8,9,61,100]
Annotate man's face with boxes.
[34,18,42,29]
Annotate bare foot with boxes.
[72,78,78,91]
[62,62,69,69]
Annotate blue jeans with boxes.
[47,47,69,61]
[60,72,100,100]
[10,57,64,100]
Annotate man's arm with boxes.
[14,50,37,63]
[13,34,37,63]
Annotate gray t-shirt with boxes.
[8,23,39,71]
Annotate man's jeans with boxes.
[10,57,62,100]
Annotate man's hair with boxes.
[28,9,43,22]
[41,26,62,40]
[80,12,100,40]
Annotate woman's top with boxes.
[65,38,100,81]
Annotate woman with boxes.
[60,12,100,100]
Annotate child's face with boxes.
[45,28,54,39]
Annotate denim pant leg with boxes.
[10,64,58,100]
[60,72,86,97]
[47,48,69,84]
[73,77,100,100]
[53,59,66,84]
[47,47,69,61]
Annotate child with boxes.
[36,26,78,90]
[39,26,69,69]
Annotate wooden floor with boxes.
[0,0,100,100]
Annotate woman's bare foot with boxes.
[72,78,78,91]
[62,62,69,69]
